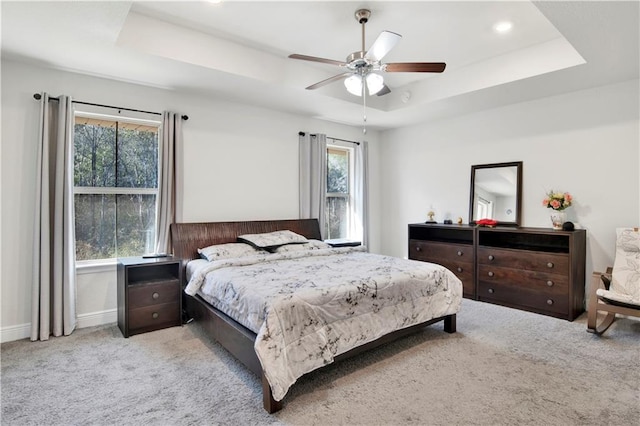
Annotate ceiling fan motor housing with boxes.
[347,51,369,70]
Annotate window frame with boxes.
[325,143,355,240]
[73,107,162,267]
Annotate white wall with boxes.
[379,79,640,288]
[3,59,638,343]
[0,60,382,342]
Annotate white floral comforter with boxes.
[185,247,462,401]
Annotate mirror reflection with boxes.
[469,162,522,226]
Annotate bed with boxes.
[171,219,461,413]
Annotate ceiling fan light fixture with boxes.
[344,74,363,96]
[365,73,384,95]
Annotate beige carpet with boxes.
[2,299,638,425]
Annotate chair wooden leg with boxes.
[587,311,617,335]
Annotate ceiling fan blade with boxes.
[365,31,402,62]
[305,72,352,90]
[376,84,391,96]
[289,54,346,67]
[384,62,446,73]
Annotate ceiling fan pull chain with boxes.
[362,82,367,135]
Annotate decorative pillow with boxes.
[237,230,308,252]
[197,242,264,262]
[273,239,331,253]
[609,228,640,302]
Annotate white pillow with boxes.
[609,228,640,301]
[274,239,331,253]
[197,242,264,262]
[237,230,308,252]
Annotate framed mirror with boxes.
[469,161,522,226]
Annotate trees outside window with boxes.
[325,146,351,239]
[73,115,160,261]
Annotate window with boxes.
[73,112,161,261]
[476,196,493,220]
[325,145,353,239]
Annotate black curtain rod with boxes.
[298,131,360,145]
[33,93,188,121]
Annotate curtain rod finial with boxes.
[33,93,42,100]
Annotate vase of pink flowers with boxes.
[543,190,573,230]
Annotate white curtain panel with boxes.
[299,133,327,239]
[354,141,370,249]
[155,112,183,254]
[31,94,77,341]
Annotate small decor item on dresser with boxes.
[476,218,498,227]
[425,210,436,224]
[543,190,573,230]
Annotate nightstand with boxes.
[117,256,182,337]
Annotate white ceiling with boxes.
[2,1,638,130]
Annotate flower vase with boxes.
[550,210,566,230]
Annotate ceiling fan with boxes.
[289,8,446,97]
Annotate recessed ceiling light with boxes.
[493,21,513,34]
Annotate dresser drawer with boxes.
[128,302,180,331]
[409,240,473,263]
[128,280,180,309]
[477,280,569,315]
[409,240,474,297]
[477,246,569,274]
[433,260,474,297]
[477,265,569,293]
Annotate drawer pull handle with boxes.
[488,255,494,261]
[488,288,494,294]
[416,246,421,252]
[457,251,463,256]
[546,299,554,306]
[152,312,159,319]
[547,262,554,268]
[546,280,554,287]
[488,271,494,277]
[152,292,159,300]
[457,267,463,273]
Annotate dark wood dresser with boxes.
[408,224,476,298]
[408,224,586,320]
[117,256,182,337]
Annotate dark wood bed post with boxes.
[444,314,456,333]
[262,374,282,413]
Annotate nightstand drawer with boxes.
[128,280,180,309]
[128,302,180,331]
[117,256,183,337]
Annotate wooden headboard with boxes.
[170,219,321,261]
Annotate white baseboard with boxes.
[0,323,31,343]
[76,309,117,329]
[1,309,117,343]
